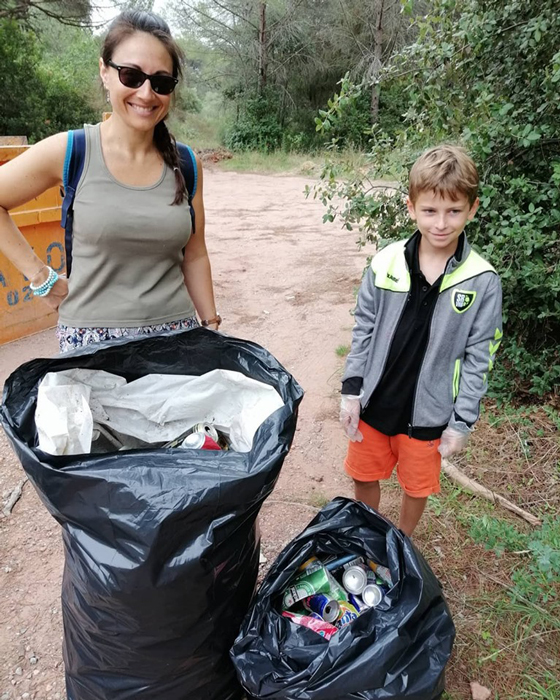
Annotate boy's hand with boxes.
[438,427,469,458]
[340,395,363,442]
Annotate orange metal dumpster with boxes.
[0,145,64,344]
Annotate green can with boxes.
[282,566,332,609]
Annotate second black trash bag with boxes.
[0,328,303,700]
[231,497,455,700]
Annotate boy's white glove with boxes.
[438,427,469,458]
[339,395,363,442]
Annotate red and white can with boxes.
[179,432,221,450]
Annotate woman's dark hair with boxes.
[101,10,188,206]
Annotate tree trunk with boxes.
[370,0,384,123]
[258,1,267,93]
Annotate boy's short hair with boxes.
[409,144,479,205]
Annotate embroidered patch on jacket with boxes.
[452,289,477,313]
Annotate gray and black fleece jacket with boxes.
[342,234,503,435]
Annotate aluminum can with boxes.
[335,601,359,629]
[324,553,361,571]
[348,593,365,613]
[298,556,324,575]
[302,594,340,623]
[190,422,220,443]
[362,583,384,608]
[282,566,331,609]
[342,565,368,595]
[307,612,324,621]
[298,556,318,570]
[179,432,221,450]
[366,570,389,588]
[325,569,349,603]
[282,611,338,640]
[367,560,392,586]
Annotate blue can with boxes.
[302,594,340,623]
[348,593,365,613]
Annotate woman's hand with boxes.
[42,276,68,311]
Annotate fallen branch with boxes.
[2,478,28,517]
[264,499,320,512]
[441,460,542,527]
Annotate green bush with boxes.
[0,20,97,142]
[223,91,283,152]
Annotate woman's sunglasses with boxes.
[106,59,178,95]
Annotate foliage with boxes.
[0,0,91,25]
[0,19,98,142]
[223,90,283,151]
[171,0,424,152]
[469,515,560,610]
[36,14,103,112]
[314,0,560,399]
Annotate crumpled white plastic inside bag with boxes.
[35,368,285,455]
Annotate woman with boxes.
[0,10,221,352]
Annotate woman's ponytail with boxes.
[154,120,188,206]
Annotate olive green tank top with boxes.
[58,123,195,327]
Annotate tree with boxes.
[0,19,98,141]
[0,0,92,25]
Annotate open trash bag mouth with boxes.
[34,367,285,455]
[231,497,454,700]
[0,328,304,700]
[1,328,301,467]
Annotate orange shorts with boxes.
[344,421,442,498]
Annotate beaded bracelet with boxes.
[30,266,59,297]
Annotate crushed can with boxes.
[367,560,392,586]
[281,611,338,640]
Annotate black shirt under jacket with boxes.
[342,231,465,441]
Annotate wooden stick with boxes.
[2,477,28,517]
[441,460,542,527]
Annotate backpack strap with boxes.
[60,129,86,276]
[177,142,198,233]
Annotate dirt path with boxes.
[0,168,400,699]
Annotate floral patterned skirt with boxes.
[57,317,199,354]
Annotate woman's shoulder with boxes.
[0,131,70,209]
[8,131,68,175]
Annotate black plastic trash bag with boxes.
[1,328,303,700]
[231,497,454,700]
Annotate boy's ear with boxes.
[468,197,480,220]
[406,196,417,220]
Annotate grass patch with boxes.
[217,150,321,175]
[417,403,560,699]
[335,344,351,358]
[170,111,225,150]
[308,492,330,509]
[217,148,370,176]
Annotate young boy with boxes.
[340,144,503,536]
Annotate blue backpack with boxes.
[60,129,198,276]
